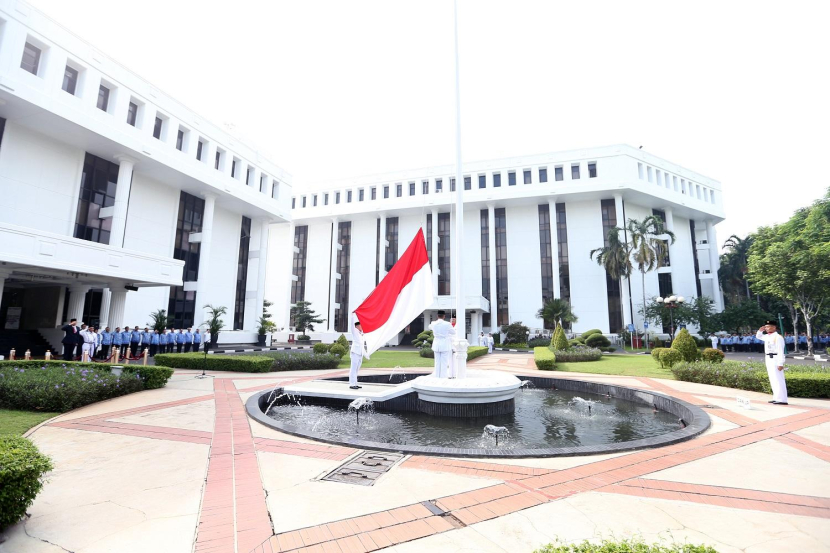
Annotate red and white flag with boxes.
[354,229,434,356]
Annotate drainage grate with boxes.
[321,451,405,486]
[700,405,723,409]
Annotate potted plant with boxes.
[290,301,324,344]
[257,299,276,346]
[148,308,171,332]
[203,304,227,348]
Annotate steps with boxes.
[0,329,53,358]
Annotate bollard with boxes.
[45,350,52,361]
[124,347,131,365]
[113,349,120,364]
[143,348,149,366]
[82,350,89,362]
[9,349,15,361]
[24,349,31,360]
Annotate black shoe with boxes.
[768,400,776,403]
[772,401,788,405]
[350,385,362,389]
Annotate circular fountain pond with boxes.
[246,373,709,458]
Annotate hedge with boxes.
[672,360,830,398]
[550,346,602,362]
[534,347,557,370]
[419,347,489,362]
[264,352,341,371]
[0,360,173,391]
[154,353,273,373]
[528,337,551,348]
[580,329,603,338]
[585,334,611,348]
[0,436,53,530]
[701,348,725,363]
[312,343,329,354]
[329,344,346,358]
[535,537,717,552]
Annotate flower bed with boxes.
[550,346,602,363]
[0,436,53,530]
[671,360,830,398]
[264,352,341,371]
[0,360,172,391]
[154,353,273,373]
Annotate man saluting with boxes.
[756,320,788,405]
[429,310,455,378]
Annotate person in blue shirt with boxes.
[183,328,193,353]
[752,333,763,354]
[112,327,122,358]
[121,326,132,357]
[175,329,185,353]
[166,329,175,354]
[149,330,160,357]
[159,330,168,353]
[193,329,202,352]
[99,327,112,360]
[130,327,141,357]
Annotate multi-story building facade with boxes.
[0,0,292,348]
[270,145,725,343]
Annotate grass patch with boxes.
[553,354,675,379]
[338,350,435,369]
[0,409,59,436]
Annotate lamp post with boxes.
[655,295,685,343]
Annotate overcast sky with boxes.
[30,0,830,248]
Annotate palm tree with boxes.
[719,234,753,301]
[589,226,633,326]
[627,216,676,317]
[537,298,578,329]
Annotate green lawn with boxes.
[553,354,674,379]
[337,350,435,369]
[0,409,60,436]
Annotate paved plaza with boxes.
[2,353,829,553]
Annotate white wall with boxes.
[565,200,610,333]
[303,221,333,328]
[505,204,544,329]
[348,218,380,316]
[203,205,241,321]
[265,223,292,330]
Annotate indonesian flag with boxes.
[354,229,434,356]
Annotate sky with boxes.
[28,0,830,249]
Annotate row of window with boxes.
[19,38,282,201]
[292,162,599,210]
[638,162,716,205]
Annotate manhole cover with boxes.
[321,451,405,486]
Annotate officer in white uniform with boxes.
[349,321,370,389]
[80,325,96,361]
[429,310,455,378]
[710,334,719,350]
[479,332,486,347]
[756,320,788,405]
[487,333,494,354]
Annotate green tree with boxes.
[551,324,569,351]
[257,299,277,335]
[719,234,754,304]
[290,301,325,336]
[717,298,770,334]
[627,216,676,317]
[671,328,698,362]
[500,321,530,345]
[537,298,579,330]
[689,296,719,337]
[589,226,632,327]
[147,309,170,332]
[640,298,698,337]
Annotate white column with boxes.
[487,205,497,332]
[705,220,723,311]
[548,199,560,299]
[108,287,128,329]
[285,222,295,331]
[431,209,439,294]
[328,217,339,332]
[194,194,216,327]
[613,194,633,326]
[99,288,111,328]
[109,156,137,249]
[255,218,270,330]
[67,285,91,323]
[378,215,387,282]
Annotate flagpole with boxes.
[452,0,468,378]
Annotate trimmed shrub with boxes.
[534,347,556,370]
[0,436,53,531]
[467,346,488,361]
[534,536,718,552]
[553,326,570,351]
[313,343,330,354]
[551,346,602,362]
[580,329,603,338]
[412,330,434,349]
[0,363,144,412]
[336,334,350,350]
[419,347,434,358]
[671,328,699,362]
[297,334,311,341]
[672,360,830,398]
[265,352,341,371]
[154,353,273,373]
[126,366,174,390]
[701,348,725,363]
[585,334,611,348]
[651,347,666,364]
[659,348,683,369]
[502,342,529,349]
[568,338,584,347]
[329,344,346,358]
[600,346,616,353]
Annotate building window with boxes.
[656,170,662,186]
[302,196,307,208]
[690,220,703,298]
[422,180,429,194]
[383,185,389,199]
[493,173,501,188]
[20,42,41,75]
[62,65,79,95]
[478,175,486,189]
[571,164,581,180]
[409,182,415,196]
[233,216,251,330]
[556,203,571,308]
[426,213,433,268]
[438,213,451,295]
[168,287,196,331]
[347,190,353,203]
[523,169,531,184]
[553,166,563,182]
[215,150,221,170]
[539,168,548,183]
[450,178,456,192]
[324,193,329,206]
[127,102,139,126]
[312,194,318,207]
[647,166,653,183]
[371,187,377,200]
[97,85,110,112]
[246,167,254,185]
[436,178,443,193]
[495,208,508,325]
[464,176,471,190]
[335,191,341,204]
[638,163,644,179]
[658,273,673,333]
[480,209,490,328]
[231,159,238,179]
[334,221,352,332]
[73,153,119,245]
[153,117,163,139]
[396,184,402,197]
[359,188,364,201]
[538,205,553,323]
[600,199,623,333]
[588,162,597,178]
[176,129,184,151]
[385,217,399,271]
[291,226,308,305]
[168,191,206,328]
[652,208,671,267]
[508,172,516,186]
[196,140,204,160]
[272,182,279,199]
[292,197,296,209]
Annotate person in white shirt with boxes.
[710,334,719,351]
[429,311,455,378]
[756,320,788,405]
[479,332,486,347]
[80,326,96,361]
[349,321,370,389]
[487,333,494,354]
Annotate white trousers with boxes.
[447,348,456,378]
[487,344,493,353]
[434,350,450,378]
[82,343,93,361]
[349,353,362,386]
[765,358,788,403]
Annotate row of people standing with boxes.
[713,332,829,353]
[60,319,208,360]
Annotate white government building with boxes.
[0,0,725,353]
